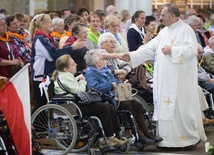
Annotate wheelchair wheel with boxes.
[31,104,78,155]
[133,95,156,135]
[133,94,152,119]
[118,137,130,154]
[59,102,99,153]
[71,118,98,153]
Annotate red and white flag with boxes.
[0,64,31,155]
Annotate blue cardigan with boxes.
[85,66,119,106]
[127,28,143,51]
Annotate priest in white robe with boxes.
[126,3,207,149]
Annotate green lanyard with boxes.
[144,63,153,76]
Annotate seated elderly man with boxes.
[204,36,214,54]
[202,36,214,75]
[197,44,214,124]
[186,15,206,48]
[84,49,163,146]
[98,32,132,81]
[198,44,214,93]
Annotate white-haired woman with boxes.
[98,32,132,81]
[51,17,64,47]
[29,13,85,113]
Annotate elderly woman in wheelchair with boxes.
[52,54,129,151]
[84,49,163,148]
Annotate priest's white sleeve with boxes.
[129,39,156,68]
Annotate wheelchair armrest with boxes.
[51,95,76,102]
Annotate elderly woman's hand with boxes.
[0,76,8,83]
[120,53,130,62]
[115,69,127,75]
[117,74,126,80]
[11,59,20,66]
[112,82,117,90]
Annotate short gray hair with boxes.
[52,17,64,30]
[98,32,115,48]
[84,49,102,66]
[186,15,200,26]
[208,36,214,47]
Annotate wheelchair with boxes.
[0,111,18,155]
[125,70,156,136]
[203,89,214,120]
[31,75,130,155]
[115,94,156,151]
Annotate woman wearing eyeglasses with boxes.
[85,12,101,50]
[98,32,131,81]
[29,13,85,113]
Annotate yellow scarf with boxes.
[0,32,10,42]
[8,31,31,48]
[61,30,72,38]
[51,31,62,39]
[198,59,203,67]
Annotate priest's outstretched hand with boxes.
[120,52,130,62]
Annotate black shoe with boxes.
[139,136,155,145]
[148,135,163,143]
[184,143,198,150]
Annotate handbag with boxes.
[75,89,102,105]
[115,83,133,102]
[57,76,102,105]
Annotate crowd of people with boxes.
[0,2,214,154]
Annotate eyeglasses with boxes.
[0,22,6,27]
[91,20,100,23]
[110,24,119,28]
[160,14,170,18]
[98,57,105,61]
[41,14,46,22]
[104,40,116,44]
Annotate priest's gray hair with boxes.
[52,17,64,30]
[84,49,102,67]
[98,32,115,49]
[162,3,180,17]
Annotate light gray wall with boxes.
[115,0,152,16]
[0,0,29,15]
